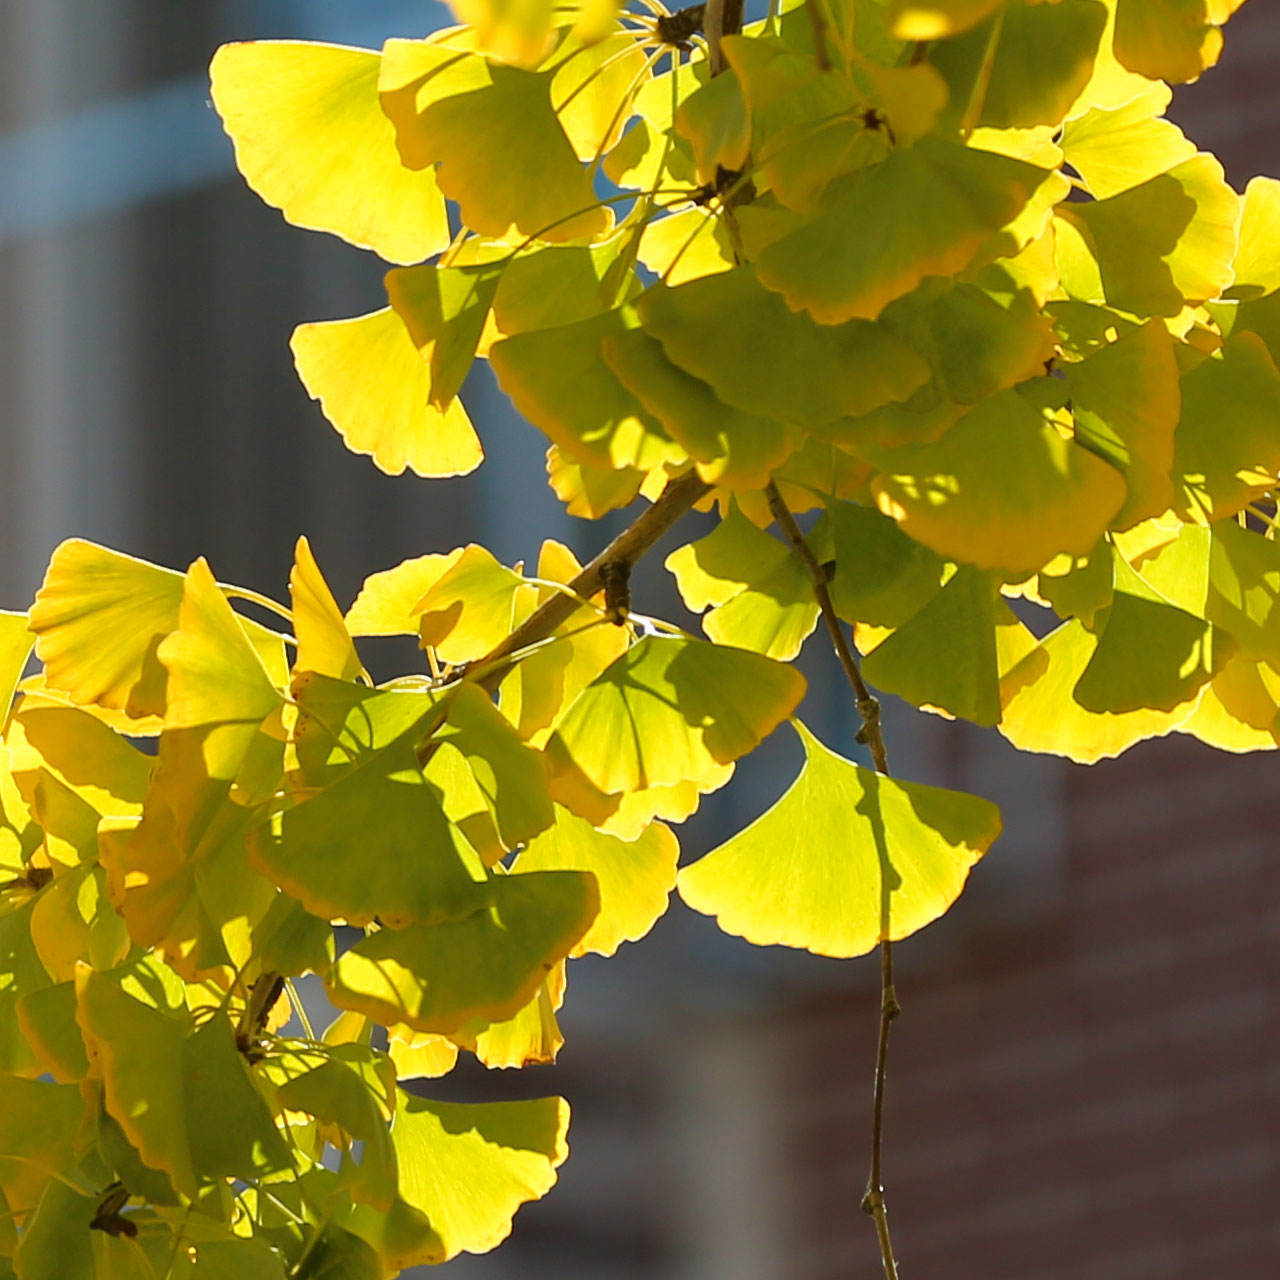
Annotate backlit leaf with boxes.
[1228,176,1280,298]
[871,387,1126,575]
[514,807,678,956]
[346,551,465,637]
[292,308,483,478]
[379,39,608,242]
[755,138,1048,323]
[209,41,450,264]
[1113,0,1243,83]
[679,719,1000,956]
[637,267,930,424]
[1,613,32,717]
[291,537,365,682]
[545,635,805,794]
[415,544,531,665]
[0,1075,83,1218]
[328,871,598,1034]
[889,0,1004,39]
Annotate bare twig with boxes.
[765,481,900,1280]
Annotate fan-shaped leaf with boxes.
[414,544,531,665]
[346,551,465,637]
[292,308,483,478]
[679,720,1000,956]
[1113,0,1244,83]
[889,0,1004,39]
[291,537,365,682]
[210,42,449,264]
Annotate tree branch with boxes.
[764,482,900,1280]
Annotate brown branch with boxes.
[764,482,900,1280]
[704,0,744,76]
[805,0,833,71]
[472,470,712,692]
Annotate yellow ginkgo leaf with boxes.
[414,545,531,666]
[889,0,1004,39]
[346,551,466,637]
[290,537,365,682]
[292,308,483,479]
[871,387,1127,576]
[1,611,32,717]
[210,42,450,265]
[514,807,678,956]
[1113,0,1245,84]
[679,720,1001,957]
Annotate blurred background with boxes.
[0,2,1275,1276]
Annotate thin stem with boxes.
[765,482,899,1280]
[219,584,294,626]
[805,0,833,70]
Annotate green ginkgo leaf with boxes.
[679,720,1001,956]
[514,807,678,956]
[665,506,792,613]
[872,387,1126,575]
[1113,0,1242,84]
[493,239,637,337]
[450,962,565,1068]
[1065,319,1181,529]
[1074,551,1227,713]
[28,540,186,719]
[292,308,483,478]
[1205,518,1280,663]
[637,267,930,424]
[999,617,1202,761]
[15,982,89,1082]
[1174,332,1280,521]
[368,1091,569,1266]
[0,901,51,1077]
[545,635,806,794]
[601,326,795,491]
[379,39,608,243]
[929,0,1108,130]
[673,58,750,185]
[546,448,645,518]
[755,138,1048,323]
[490,311,686,473]
[702,562,820,662]
[878,280,1056,407]
[422,683,554,862]
[1055,153,1239,316]
[345,551,465,637]
[328,870,598,1034]
[209,42,450,264]
[825,501,950,630]
[75,965,290,1198]
[1060,82,1196,199]
[385,260,505,410]
[290,537,365,683]
[1176,650,1280,752]
[0,1074,83,1226]
[862,566,1037,726]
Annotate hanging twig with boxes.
[765,481,900,1280]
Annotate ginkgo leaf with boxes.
[1227,176,1280,298]
[1035,540,1117,626]
[1065,318,1181,529]
[75,965,290,1198]
[862,567,1037,725]
[414,544,531,665]
[327,870,598,1034]
[999,617,1202,760]
[292,308,483,478]
[637,268,930,424]
[665,506,792,613]
[379,40,609,243]
[490,311,686,473]
[372,1091,569,1265]
[346,551,466,637]
[251,730,490,929]
[697,539,819,661]
[0,900,51,1076]
[28,540,185,718]
[385,260,505,409]
[1074,551,1227,713]
[464,967,565,1069]
[1174,332,1280,521]
[514,807,678,956]
[1205,518,1280,663]
[825,501,950,629]
[601,326,795,490]
[1176,652,1280,752]
[250,892,335,978]
[290,537,365,682]
[871,387,1127,575]
[546,447,645,517]
[1113,0,1244,83]
[492,239,639,338]
[422,683,554,861]
[755,138,1048,323]
[15,982,89,1082]
[388,1026,460,1080]
[448,0,559,65]
[636,207,736,286]
[0,1075,84,1219]
[158,559,285,732]
[889,0,1004,39]
[1055,153,1239,316]
[878,280,1056,407]
[29,864,129,981]
[552,32,652,161]
[674,60,751,185]
[210,42,449,265]
[929,0,1108,130]
[1060,81,1196,198]
[679,720,1000,956]
[1,612,32,716]
[545,635,805,794]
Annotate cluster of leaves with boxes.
[3,0,1278,1274]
